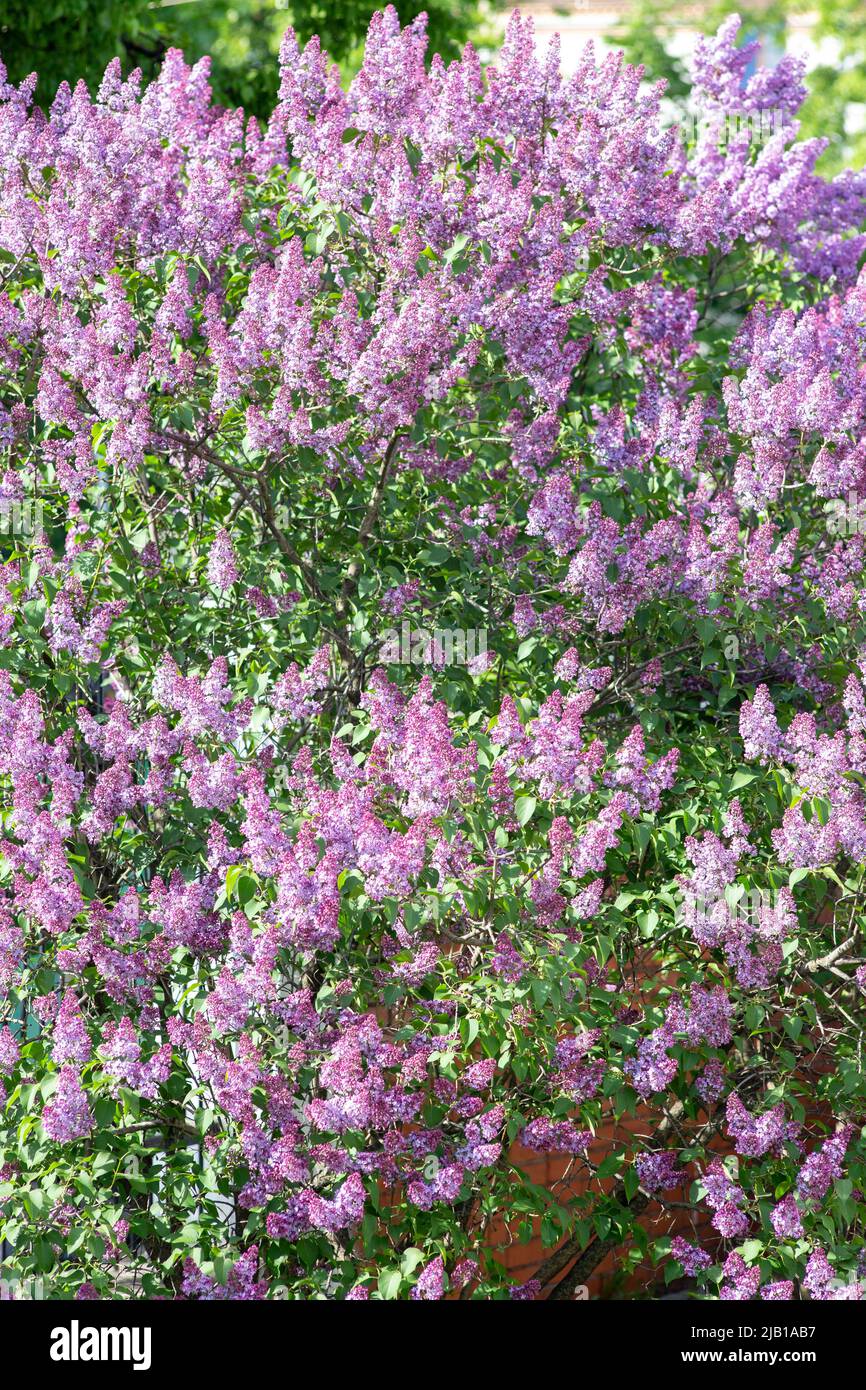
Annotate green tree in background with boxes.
[0,0,496,115]
[792,0,866,174]
[611,0,693,101]
[614,0,866,175]
[150,0,497,114]
[0,1,154,97]
[3,1,861,166]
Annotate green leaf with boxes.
[378,1267,402,1300]
[515,795,537,827]
[400,1247,425,1276]
[729,771,757,792]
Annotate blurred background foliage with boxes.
[0,0,864,174]
[0,0,497,114]
[615,0,866,174]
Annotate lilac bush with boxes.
[0,8,865,1300]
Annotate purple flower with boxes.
[635,1150,687,1193]
[670,1238,711,1277]
[521,1118,592,1155]
[770,1194,803,1240]
[797,1127,855,1203]
[42,1067,93,1144]
[411,1256,445,1301]
[695,1060,726,1104]
[206,528,239,592]
[712,1203,750,1239]
[739,685,784,764]
[803,1248,836,1299]
[761,1280,794,1301]
[719,1252,761,1300]
[463,1058,496,1091]
[725,1093,787,1159]
[509,1279,541,1301]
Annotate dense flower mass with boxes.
[0,8,865,1301]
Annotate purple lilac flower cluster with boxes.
[0,7,864,1302]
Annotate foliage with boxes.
[0,0,154,103]
[792,0,866,175]
[0,9,865,1302]
[611,0,694,102]
[615,0,866,176]
[0,0,495,116]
